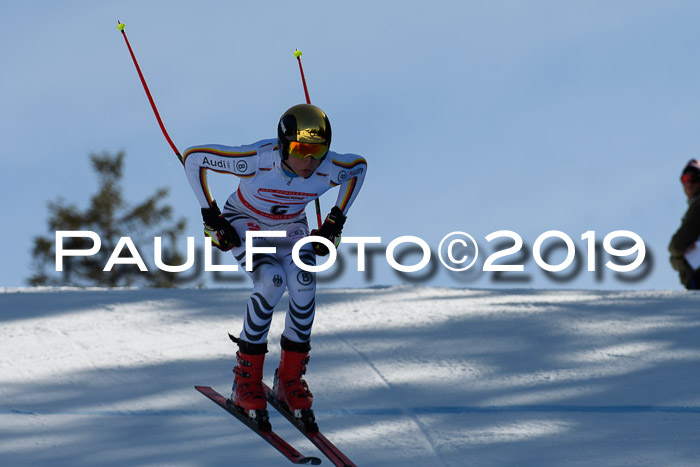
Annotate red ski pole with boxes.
[293,50,323,230]
[117,21,182,163]
[294,50,312,105]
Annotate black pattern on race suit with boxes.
[223,207,316,345]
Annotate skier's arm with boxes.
[201,200,241,250]
[669,202,700,257]
[182,144,258,251]
[311,154,367,256]
[330,154,367,216]
[182,144,258,209]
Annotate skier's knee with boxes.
[255,269,287,301]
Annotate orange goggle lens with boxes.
[288,141,328,160]
[681,173,698,184]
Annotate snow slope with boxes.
[1,286,699,466]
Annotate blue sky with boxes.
[3,1,700,289]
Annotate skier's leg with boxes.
[223,213,287,414]
[239,258,287,344]
[273,241,317,419]
[281,241,317,343]
[230,338,270,428]
[223,211,288,344]
[228,258,286,417]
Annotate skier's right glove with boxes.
[310,206,346,256]
[201,200,241,251]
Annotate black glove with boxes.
[310,206,346,256]
[201,200,241,251]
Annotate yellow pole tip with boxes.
[293,50,302,58]
[117,23,125,32]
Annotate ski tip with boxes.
[294,49,303,59]
[297,456,322,465]
[117,21,125,32]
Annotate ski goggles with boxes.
[288,141,328,160]
[681,173,700,184]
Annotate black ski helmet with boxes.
[277,104,332,160]
[681,159,700,183]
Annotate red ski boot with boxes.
[229,338,270,430]
[273,336,317,431]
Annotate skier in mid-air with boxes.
[669,159,700,289]
[183,103,367,428]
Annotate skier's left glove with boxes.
[310,206,346,256]
[201,200,241,251]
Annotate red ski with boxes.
[264,383,357,467]
[195,385,321,465]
